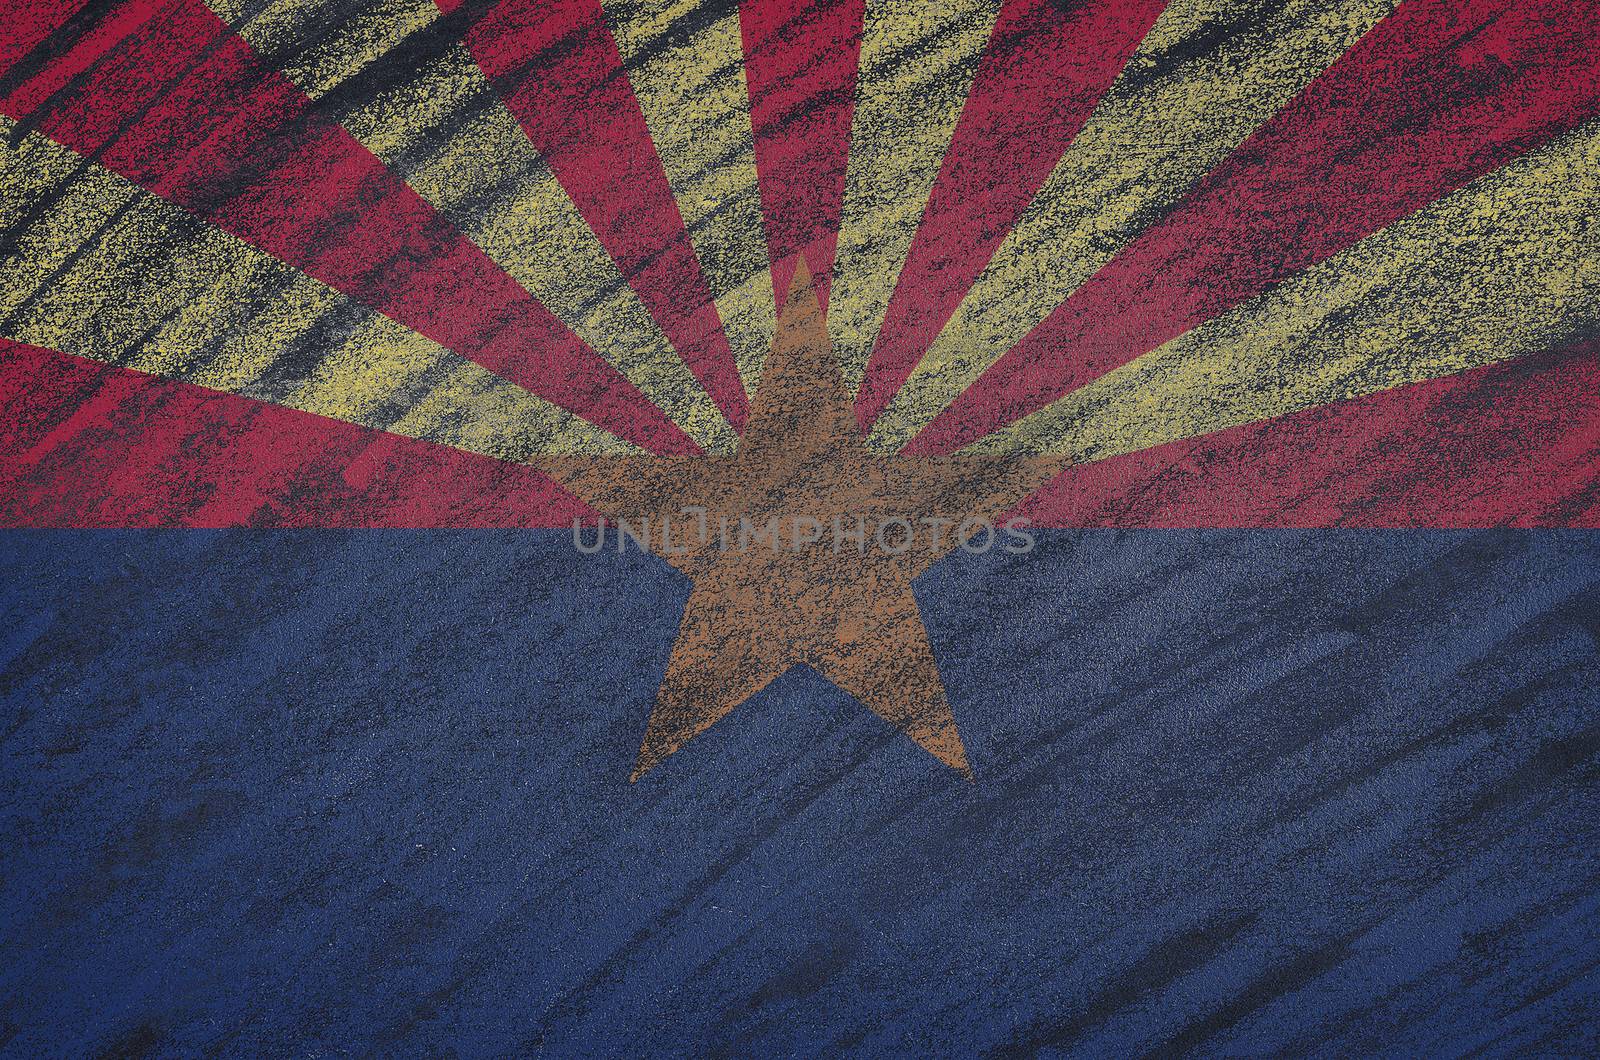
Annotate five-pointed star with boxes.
[543,261,1064,779]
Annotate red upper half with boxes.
[0,1,1595,527]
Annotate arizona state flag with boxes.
[2,0,1598,1054]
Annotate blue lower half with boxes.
[2,530,1598,1057]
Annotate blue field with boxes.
[2,530,1597,1056]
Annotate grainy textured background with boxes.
[3,530,1596,1055]
[2,0,1598,1053]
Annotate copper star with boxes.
[543,261,1065,780]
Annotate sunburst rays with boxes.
[604,0,777,398]
[0,121,626,459]
[1,0,1595,527]
[905,0,1600,457]
[970,120,1600,459]
[828,0,1001,395]
[447,0,752,435]
[207,0,737,453]
[865,0,1397,450]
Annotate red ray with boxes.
[741,0,865,311]
[910,0,1600,454]
[0,340,594,528]
[0,0,99,74]
[853,0,1164,431]
[1012,339,1600,529]
[0,0,696,455]
[442,0,749,430]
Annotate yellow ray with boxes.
[870,0,1397,451]
[829,0,1003,395]
[968,120,1600,460]
[208,0,736,452]
[603,0,775,396]
[0,122,632,460]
